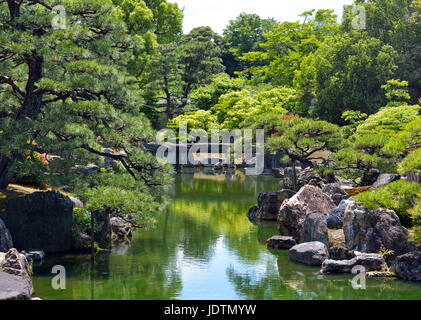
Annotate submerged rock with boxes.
[267,235,296,250]
[278,185,336,242]
[392,251,421,281]
[343,202,414,263]
[321,252,386,274]
[246,206,259,222]
[289,241,329,266]
[21,249,45,262]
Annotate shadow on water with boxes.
[32,169,421,300]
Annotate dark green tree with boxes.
[179,27,225,104]
[222,13,278,75]
[0,0,172,224]
[296,32,398,123]
[146,43,184,126]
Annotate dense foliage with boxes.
[1,0,420,232]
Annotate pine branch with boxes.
[0,75,25,97]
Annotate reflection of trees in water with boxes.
[256,222,278,245]
[227,255,421,300]
[176,171,282,198]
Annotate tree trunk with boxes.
[0,3,44,190]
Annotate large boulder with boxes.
[278,185,336,242]
[0,248,30,279]
[321,252,386,274]
[326,198,355,229]
[289,241,329,266]
[0,248,33,300]
[371,173,401,189]
[322,183,348,206]
[267,235,296,250]
[110,217,132,240]
[0,218,13,252]
[392,251,421,281]
[0,272,33,300]
[255,190,296,221]
[300,212,329,247]
[4,190,74,253]
[343,202,414,263]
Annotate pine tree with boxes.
[0,0,172,223]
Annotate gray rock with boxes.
[21,249,45,262]
[110,217,132,240]
[0,218,13,252]
[246,206,259,222]
[0,272,32,300]
[322,183,348,206]
[392,251,421,281]
[103,148,119,170]
[326,198,355,229]
[256,189,296,221]
[328,246,356,261]
[267,235,296,250]
[289,241,329,266]
[4,190,74,253]
[343,202,414,263]
[300,212,329,247]
[0,248,33,300]
[371,173,401,189]
[82,164,101,174]
[321,253,386,274]
[278,185,336,242]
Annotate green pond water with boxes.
[32,170,421,300]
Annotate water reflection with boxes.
[32,170,421,300]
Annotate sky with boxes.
[173,0,355,35]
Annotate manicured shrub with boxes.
[355,180,421,227]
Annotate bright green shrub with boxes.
[355,180,421,227]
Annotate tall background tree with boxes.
[222,13,278,76]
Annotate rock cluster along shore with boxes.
[0,248,33,300]
[0,188,137,300]
[252,170,421,281]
